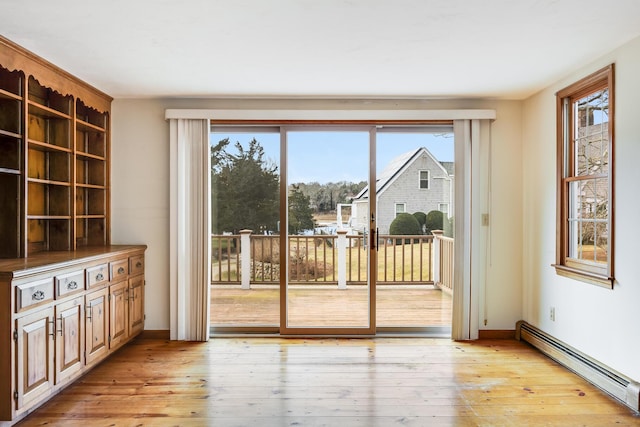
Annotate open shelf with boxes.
[0,134,21,173]
[28,77,71,115]
[0,41,111,258]
[76,100,107,129]
[76,156,105,187]
[0,97,22,135]
[0,66,22,97]
[28,107,71,149]
[27,146,70,183]
[27,181,71,217]
[75,186,105,217]
[75,217,107,247]
[0,173,21,258]
[27,218,71,253]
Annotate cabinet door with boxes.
[55,297,84,385]
[85,288,108,365]
[15,307,55,412]
[128,275,144,336]
[109,281,129,349]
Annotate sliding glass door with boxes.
[281,128,375,334]
[209,130,281,330]
[209,124,453,336]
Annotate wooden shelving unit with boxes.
[75,99,109,248]
[0,66,24,259]
[0,37,145,427]
[0,37,112,258]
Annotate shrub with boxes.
[412,211,426,233]
[424,210,444,235]
[444,216,454,237]
[390,213,421,243]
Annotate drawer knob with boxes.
[32,290,45,301]
[118,267,125,274]
[136,261,142,268]
[67,281,78,290]
[95,273,104,281]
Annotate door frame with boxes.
[193,107,497,338]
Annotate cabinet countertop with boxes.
[0,245,147,280]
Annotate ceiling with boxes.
[1,0,639,100]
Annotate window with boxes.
[555,64,614,288]
[395,203,406,217]
[419,170,429,189]
[439,203,449,217]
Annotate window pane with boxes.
[568,178,608,264]
[573,88,609,177]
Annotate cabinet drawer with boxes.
[55,271,85,297]
[110,259,129,282]
[86,264,108,288]
[16,278,54,312]
[129,255,144,276]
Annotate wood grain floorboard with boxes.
[16,337,639,426]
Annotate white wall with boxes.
[522,35,640,381]
[111,98,523,332]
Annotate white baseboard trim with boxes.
[516,320,639,412]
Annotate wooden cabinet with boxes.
[54,296,84,385]
[128,274,145,336]
[85,287,109,365]
[15,307,55,414]
[0,36,140,427]
[0,35,112,259]
[108,281,129,350]
[0,245,145,426]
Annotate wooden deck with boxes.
[211,285,452,328]
[17,337,640,426]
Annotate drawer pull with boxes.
[67,281,78,290]
[118,267,125,274]
[136,261,142,268]
[95,273,104,281]
[32,290,45,301]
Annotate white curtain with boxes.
[451,119,491,340]
[169,119,211,341]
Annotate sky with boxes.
[210,130,454,184]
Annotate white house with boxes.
[351,147,453,234]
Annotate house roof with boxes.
[354,147,451,200]
[440,161,455,176]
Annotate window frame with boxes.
[394,203,406,217]
[554,64,615,288]
[418,170,430,189]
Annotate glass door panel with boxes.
[209,131,281,328]
[375,131,454,330]
[283,130,373,332]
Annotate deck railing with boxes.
[211,231,453,289]
[432,231,454,294]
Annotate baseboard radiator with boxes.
[516,320,640,412]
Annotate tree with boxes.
[288,184,315,234]
[211,138,280,234]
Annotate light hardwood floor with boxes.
[16,337,639,426]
